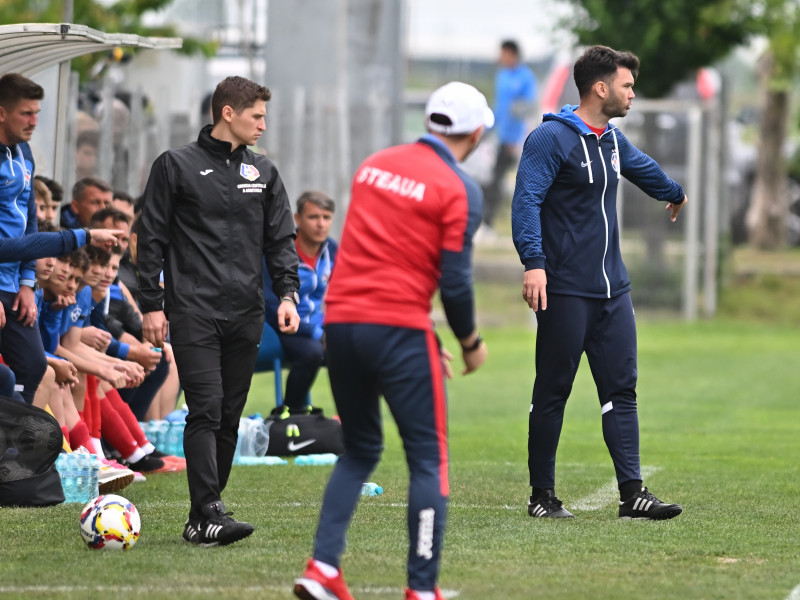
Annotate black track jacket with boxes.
[137,125,300,322]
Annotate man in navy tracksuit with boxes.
[512,46,685,520]
[0,74,48,404]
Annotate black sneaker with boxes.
[619,487,682,520]
[126,454,167,473]
[528,489,575,518]
[197,501,254,547]
[182,519,200,544]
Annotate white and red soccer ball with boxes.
[79,494,140,550]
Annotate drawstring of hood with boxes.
[578,135,593,184]
[611,129,621,179]
[4,146,13,175]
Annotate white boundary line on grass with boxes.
[785,583,800,600]
[570,465,661,511]
[0,585,460,597]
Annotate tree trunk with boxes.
[746,51,790,249]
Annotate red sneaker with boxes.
[405,588,446,600]
[293,559,354,600]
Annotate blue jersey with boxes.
[494,64,537,145]
[0,141,38,292]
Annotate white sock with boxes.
[125,447,146,464]
[90,438,105,457]
[312,560,339,578]
[142,442,156,454]
[410,592,435,600]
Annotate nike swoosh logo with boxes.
[200,169,213,176]
[287,439,316,452]
[581,161,591,168]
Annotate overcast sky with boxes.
[405,0,575,60]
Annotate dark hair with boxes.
[211,76,271,124]
[90,206,132,227]
[501,40,520,56]
[72,176,112,202]
[0,73,44,110]
[112,190,134,205]
[573,45,640,98]
[68,248,90,272]
[85,245,110,267]
[35,175,63,205]
[297,190,335,215]
[37,219,60,233]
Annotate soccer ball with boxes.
[79,494,141,550]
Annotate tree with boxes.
[745,0,800,249]
[0,0,215,80]
[563,0,754,98]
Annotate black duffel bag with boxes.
[265,412,344,457]
[0,396,65,507]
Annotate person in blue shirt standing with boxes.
[512,45,686,521]
[483,40,537,232]
[265,190,337,416]
[0,73,48,404]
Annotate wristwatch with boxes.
[461,334,483,352]
[280,291,300,306]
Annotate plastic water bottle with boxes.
[56,454,75,502]
[75,452,90,502]
[252,421,270,457]
[152,420,170,450]
[88,454,99,500]
[361,482,383,496]
[295,454,338,466]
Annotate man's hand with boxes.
[52,292,75,311]
[89,228,124,251]
[440,347,454,380]
[127,344,162,374]
[98,365,128,388]
[0,301,5,329]
[666,195,688,223]
[459,333,488,375]
[80,326,112,352]
[522,268,547,312]
[143,310,168,348]
[13,285,37,326]
[114,361,145,388]
[277,301,300,334]
[51,359,79,388]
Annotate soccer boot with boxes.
[619,487,682,520]
[294,558,355,600]
[182,519,200,544]
[196,500,254,547]
[527,489,575,518]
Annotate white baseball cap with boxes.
[425,81,495,135]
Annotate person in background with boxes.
[265,190,337,417]
[61,176,112,229]
[481,39,537,235]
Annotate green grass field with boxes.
[0,318,798,599]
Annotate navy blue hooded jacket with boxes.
[512,105,685,299]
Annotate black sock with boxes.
[531,486,552,501]
[619,480,643,502]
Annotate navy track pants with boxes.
[312,323,448,592]
[529,292,641,490]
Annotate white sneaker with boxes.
[98,459,135,494]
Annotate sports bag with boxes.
[265,412,344,456]
[0,396,65,506]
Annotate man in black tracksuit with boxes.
[138,76,300,546]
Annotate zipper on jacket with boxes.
[224,157,233,319]
[595,138,612,298]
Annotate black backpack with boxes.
[265,412,344,456]
[0,396,65,507]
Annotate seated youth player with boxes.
[89,245,173,423]
[264,190,337,416]
[38,250,171,473]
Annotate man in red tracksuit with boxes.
[293,82,491,600]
